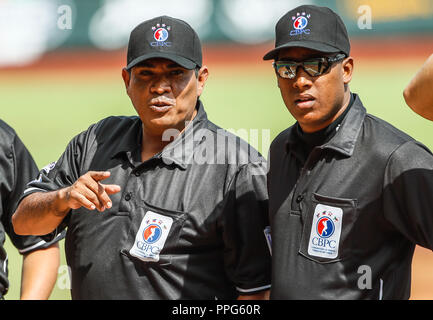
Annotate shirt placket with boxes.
[290,147,323,220]
[117,150,144,213]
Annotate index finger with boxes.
[88,171,112,182]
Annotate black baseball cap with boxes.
[263,5,350,60]
[126,16,202,70]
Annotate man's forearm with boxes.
[12,189,70,236]
[13,171,121,236]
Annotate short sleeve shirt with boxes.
[0,119,64,296]
[22,101,271,299]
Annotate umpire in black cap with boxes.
[13,16,271,300]
[265,5,433,299]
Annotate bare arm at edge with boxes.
[403,53,433,121]
[20,243,60,300]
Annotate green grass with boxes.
[1,58,431,299]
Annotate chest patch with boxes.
[307,204,343,259]
[129,211,173,262]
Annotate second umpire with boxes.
[265,5,433,299]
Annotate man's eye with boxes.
[138,70,152,76]
[170,70,184,76]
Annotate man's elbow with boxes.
[403,86,414,109]
[12,197,38,235]
[403,86,433,120]
[403,85,422,114]
[12,205,29,235]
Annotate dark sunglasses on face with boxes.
[273,53,347,79]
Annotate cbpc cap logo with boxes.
[293,16,308,30]
[151,24,172,47]
[143,224,162,244]
[290,12,311,36]
[153,24,170,42]
[316,216,335,238]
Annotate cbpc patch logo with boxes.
[316,216,335,238]
[151,24,172,47]
[308,204,343,259]
[290,12,311,36]
[129,211,173,262]
[143,224,162,244]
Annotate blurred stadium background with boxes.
[1,0,433,300]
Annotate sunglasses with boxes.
[273,53,347,79]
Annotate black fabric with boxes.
[0,119,64,296]
[264,5,351,60]
[268,94,433,299]
[126,15,202,70]
[23,101,271,299]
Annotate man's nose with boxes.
[150,76,171,94]
[292,67,313,90]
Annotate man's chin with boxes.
[293,110,317,124]
[144,119,185,137]
[298,117,336,133]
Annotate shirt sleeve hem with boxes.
[236,284,271,294]
[18,231,64,254]
[22,187,48,195]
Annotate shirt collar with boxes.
[286,93,366,157]
[111,99,208,170]
[160,100,208,169]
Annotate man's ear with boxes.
[121,68,131,94]
[196,66,209,97]
[342,57,354,85]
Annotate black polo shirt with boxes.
[0,119,64,297]
[268,94,433,299]
[22,101,271,299]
